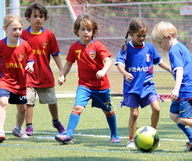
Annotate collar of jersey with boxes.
[27,26,44,35]
[129,41,145,49]
[4,37,22,47]
[78,40,94,46]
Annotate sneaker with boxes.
[12,127,22,138]
[184,142,192,152]
[53,121,65,133]
[25,126,33,136]
[127,139,135,148]
[55,132,73,144]
[0,131,5,143]
[110,135,121,143]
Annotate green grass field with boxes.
[1,97,192,161]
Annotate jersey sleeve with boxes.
[115,48,126,66]
[169,48,184,71]
[66,44,76,63]
[49,32,60,56]
[151,45,162,65]
[96,41,111,59]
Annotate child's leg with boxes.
[103,109,120,143]
[25,87,36,135]
[55,105,83,143]
[25,104,33,125]
[150,100,160,129]
[49,103,58,119]
[16,104,26,128]
[170,112,192,151]
[0,97,9,132]
[49,103,65,133]
[129,107,138,139]
[67,106,84,137]
[103,110,118,136]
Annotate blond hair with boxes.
[151,21,177,43]
[3,14,23,29]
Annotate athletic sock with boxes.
[26,123,32,127]
[67,111,80,137]
[52,119,59,123]
[106,111,118,137]
[177,123,192,142]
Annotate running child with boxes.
[152,21,192,152]
[115,18,171,148]
[0,14,34,142]
[55,14,120,144]
[21,1,65,136]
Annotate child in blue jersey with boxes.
[115,18,171,148]
[152,21,192,152]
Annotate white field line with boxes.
[5,131,187,142]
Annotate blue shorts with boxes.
[170,99,192,118]
[74,86,112,111]
[121,93,158,108]
[0,89,27,104]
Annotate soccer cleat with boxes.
[127,139,135,148]
[183,142,192,152]
[55,132,73,144]
[12,127,22,138]
[110,134,121,143]
[0,131,6,143]
[53,121,65,133]
[25,126,33,136]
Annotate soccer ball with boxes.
[134,126,159,152]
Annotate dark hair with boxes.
[123,18,148,51]
[73,14,98,39]
[25,1,49,21]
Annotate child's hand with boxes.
[25,62,34,72]
[170,89,179,101]
[96,70,106,79]
[125,73,134,82]
[58,75,66,85]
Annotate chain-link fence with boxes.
[5,1,192,95]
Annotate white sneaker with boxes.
[127,139,135,148]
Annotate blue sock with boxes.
[177,123,192,142]
[106,113,118,137]
[67,113,80,137]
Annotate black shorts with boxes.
[0,89,27,104]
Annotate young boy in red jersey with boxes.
[55,14,120,144]
[21,1,65,136]
[0,14,34,142]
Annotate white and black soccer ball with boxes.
[134,126,159,152]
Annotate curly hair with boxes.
[25,1,49,21]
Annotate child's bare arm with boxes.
[158,61,171,73]
[96,57,112,79]
[58,61,73,85]
[171,68,183,101]
[117,63,133,82]
[52,55,63,76]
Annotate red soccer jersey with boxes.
[67,40,111,90]
[21,27,60,88]
[0,37,34,95]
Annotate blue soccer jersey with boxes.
[169,42,192,99]
[115,41,162,98]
